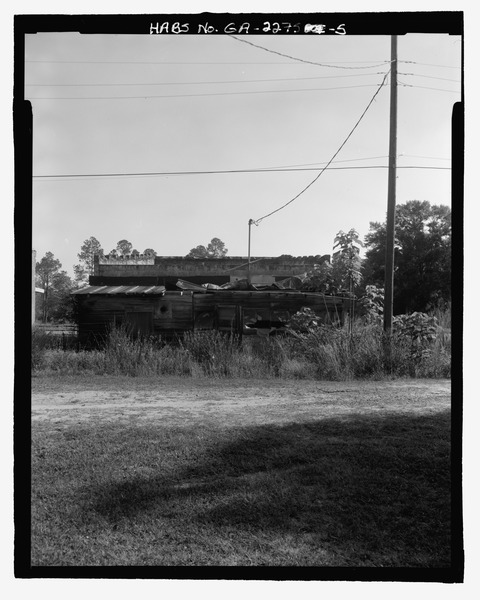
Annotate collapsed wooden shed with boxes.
[72,284,351,345]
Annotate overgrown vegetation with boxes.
[363,200,451,313]
[32,305,451,380]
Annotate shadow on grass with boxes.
[86,410,451,566]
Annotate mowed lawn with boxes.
[30,377,453,568]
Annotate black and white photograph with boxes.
[13,6,466,585]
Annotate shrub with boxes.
[391,312,438,376]
[357,285,384,325]
[286,307,322,332]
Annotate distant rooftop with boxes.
[98,254,330,264]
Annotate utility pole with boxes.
[247,218,254,284]
[384,35,398,334]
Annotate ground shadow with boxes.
[85,410,452,566]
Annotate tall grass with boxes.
[32,308,451,380]
[31,328,78,370]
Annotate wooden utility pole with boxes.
[247,218,254,284]
[384,35,398,334]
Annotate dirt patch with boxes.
[31,377,451,428]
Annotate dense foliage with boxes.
[300,229,363,296]
[35,252,75,322]
[363,201,451,314]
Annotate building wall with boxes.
[74,289,348,344]
[93,255,330,284]
[74,292,194,343]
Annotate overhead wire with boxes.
[259,155,391,170]
[398,81,460,93]
[25,58,391,66]
[228,34,391,70]
[398,153,450,161]
[28,48,458,218]
[30,62,454,185]
[25,71,388,87]
[33,164,451,181]
[398,72,461,83]
[248,69,392,225]
[399,60,461,69]
[33,155,391,179]
[27,82,386,100]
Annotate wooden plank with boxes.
[74,289,350,341]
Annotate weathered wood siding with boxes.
[74,290,350,344]
[193,291,346,331]
[154,292,193,332]
[74,292,194,343]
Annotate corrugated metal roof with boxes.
[72,285,166,296]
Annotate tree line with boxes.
[34,200,451,322]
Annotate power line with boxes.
[27,82,385,100]
[398,81,460,93]
[25,71,388,87]
[25,71,459,90]
[229,35,392,70]
[25,58,390,66]
[33,155,393,179]
[261,155,391,169]
[398,153,450,161]
[33,145,452,178]
[250,69,391,225]
[33,164,451,181]
[399,60,461,69]
[398,72,461,83]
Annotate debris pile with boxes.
[176,275,352,296]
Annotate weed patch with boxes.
[32,308,451,380]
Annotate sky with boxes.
[26,19,461,277]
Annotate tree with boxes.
[332,229,363,293]
[186,237,228,258]
[363,200,451,313]
[35,252,62,322]
[74,236,104,285]
[300,230,362,296]
[143,248,157,257]
[49,271,75,322]
[116,239,133,255]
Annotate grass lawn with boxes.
[30,377,452,568]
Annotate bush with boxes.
[286,307,322,332]
[357,285,384,325]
